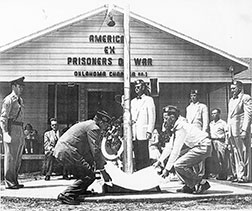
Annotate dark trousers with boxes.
[59,152,96,199]
[44,151,55,176]
[133,140,150,171]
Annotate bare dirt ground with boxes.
[1,172,252,211]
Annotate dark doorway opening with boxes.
[88,91,123,120]
[48,84,79,127]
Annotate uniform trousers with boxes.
[4,125,25,188]
[174,138,212,188]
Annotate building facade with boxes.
[0,5,249,153]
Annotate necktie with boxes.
[137,96,142,99]
[233,95,238,99]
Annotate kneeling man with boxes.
[154,106,212,194]
[54,110,112,205]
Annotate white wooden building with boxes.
[0,5,249,148]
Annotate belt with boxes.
[9,120,23,126]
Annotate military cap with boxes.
[134,79,145,86]
[11,76,25,86]
[190,89,198,95]
[96,110,112,122]
[163,105,180,117]
[232,80,243,88]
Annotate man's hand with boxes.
[160,169,170,178]
[153,160,161,168]
[100,169,112,182]
[153,161,164,175]
[3,132,11,143]
[240,130,247,140]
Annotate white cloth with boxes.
[104,162,163,191]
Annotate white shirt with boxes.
[159,116,208,171]
[209,119,227,141]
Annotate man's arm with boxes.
[242,95,252,133]
[87,129,106,170]
[0,97,12,143]
[202,104,209,133]
[164,127,186,171]
[44,132,53,153]
[146,97,156,136]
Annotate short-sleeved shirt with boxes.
[209,119,227,141]
[0,91,24,132]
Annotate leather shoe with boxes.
[45,176,50,181]
[196,181,210,194]
[232,178,238,183]
[238,178,248,183]
[57,193,80,205]
[62,175,70,180]
[176,185,195,193]
[6,185,19,189]
[227,175,238,182]
[17,184,24,188]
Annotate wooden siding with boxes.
[0,10,242,83]
[209,85,229,121]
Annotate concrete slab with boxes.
[1,176,252,203]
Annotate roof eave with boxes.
[0,4,249,70]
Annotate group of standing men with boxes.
[0,76,252,204]
[154,80,252,195]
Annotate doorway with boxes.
[87,91,123,120]
[48,84,79,127]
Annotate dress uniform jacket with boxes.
[227,92,252,181]
[186,102,209,132]
[131,94,156,140]
[0,91,25,188]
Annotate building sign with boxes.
[68,34,152,77]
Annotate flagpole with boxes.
[123,3,133,173]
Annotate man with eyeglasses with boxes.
[43,118,61,181]
[131,79,156,171]
[0,77,25,189]
[154,106,212,194]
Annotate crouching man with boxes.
[154,105,212,194]
[54,110,112,205]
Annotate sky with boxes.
[0,0,252,58]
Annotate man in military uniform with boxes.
[186,89,209,132]
[0,77,25,189]
[186,89,209,179]
[154,106,212,194]
[54,110,112,205]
